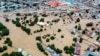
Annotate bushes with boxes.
[86,22,93,27]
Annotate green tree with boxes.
[1,28,9,36]
[3,46,7,50]
[50,36,55,40]
[58,29,61,32]
[40,18,44,22]
[0,47,3,52]
[73,38,77,42]
[36,36,42,42]
[2,53,9,56]
[37,43,45,52]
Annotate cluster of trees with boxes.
[4,38,13,47]
[29,15,38,26]
[21,26,31,35]
[48,44,62,54]
[42,34,56,42]
[12,18,21,27]
[63,46,75,56]
[34,29,43,33]
[0,22,9,37]
[2,51,23,56]
[42,34,51,39]
[0,46,7,52]
[36,43,48,56]
[86,22,93,27]
[12,16,31,35]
